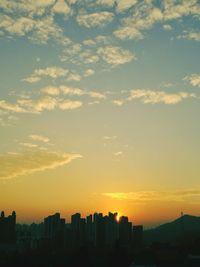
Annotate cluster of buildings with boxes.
[0,211,143,252]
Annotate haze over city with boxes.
[0,0,200,227]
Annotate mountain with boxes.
[144,215,200,245]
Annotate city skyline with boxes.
[0,0,200,227]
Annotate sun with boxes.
[116,213,120,222]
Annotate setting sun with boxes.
[116,213,120,222]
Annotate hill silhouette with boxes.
[144,214,200,245]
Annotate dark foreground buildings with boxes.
[1,210,142,251]
[0,211,16,245]
[1,211,200,266]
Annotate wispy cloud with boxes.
[116,0,138,13]
[112,100,124,106]
[163,24,172,31]
[128,89,196,105]
[84,69,95,77]
[114,0,200,41]
[29,134,50,143]
[77,11,114,28]
[0,149,82,180]
[103,136,117,140]
[44,85,107,99]
[17,97,83,113]
[0,100,24,113]
[114,26,144,40]
[114,151,123,156]
[184,74,200,87]
[59,100,82,110]
[178,30,200,42]
[41,86,60,96]
[52,0,71,15]
[103,190,200,203]
[97,46,135,66]
[20,142,38,148]
[23,66,81,83]
[0,84,108,116]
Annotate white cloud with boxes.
[129,89,196,105]
[88,91,106,99]
[23,76,41,83]
[103,135,117,140]
[163,0,199,20]
[0,13,68,45]
[113,0,200,41]
[29,135,50,143]
[84,69,95,77]
[114,26,144,40]
[59,100,82,110]
[0,0,55,16]
[68,72,81,81]
[184,74,200,87]
[96,0,115,7]
[163,24,172,31]
[52,0,70,15]
[79,51,99,64]
[60,86,106,99]
[41,86,60,96]
[180,30,200,42]
[60,86,83,96]
[77,11,114,28]
[23,66,81,83]
[0,149,81,180]
[20,142,38,148]
[17,96,58,113]
[82,39,96,46]
[0,100,25,113]
[88,100,100,105]
[116,0,138,13]
[98,46,135,66]
[112,99,124,106]
[0,15,35,36]
[23,67,68,82]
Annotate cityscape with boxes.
[0,210,200,266]
[1,211,142,251]
[1,0,200,266]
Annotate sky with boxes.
[0,0,200,227]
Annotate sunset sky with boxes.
[0,0,200,227]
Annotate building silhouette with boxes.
[44,213,65,249]
[0,211,16,244]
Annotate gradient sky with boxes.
[0,0,200,227]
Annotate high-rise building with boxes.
[94,213,105,247]
[104,212,118,247]
[132,225,143,248]
[86,214,93,245]
[0,211,16,244]
[71,213,81,248]
[44,213,65,249]
[118,216,132,247]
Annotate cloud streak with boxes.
[77,11,114,28]
[103,190,200,203]
[128,89,196,105]
[0,149,82,180]
[97,46,135,66]
[184,74,200,87]
[29,134,50,143]
[23,67,81,83]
